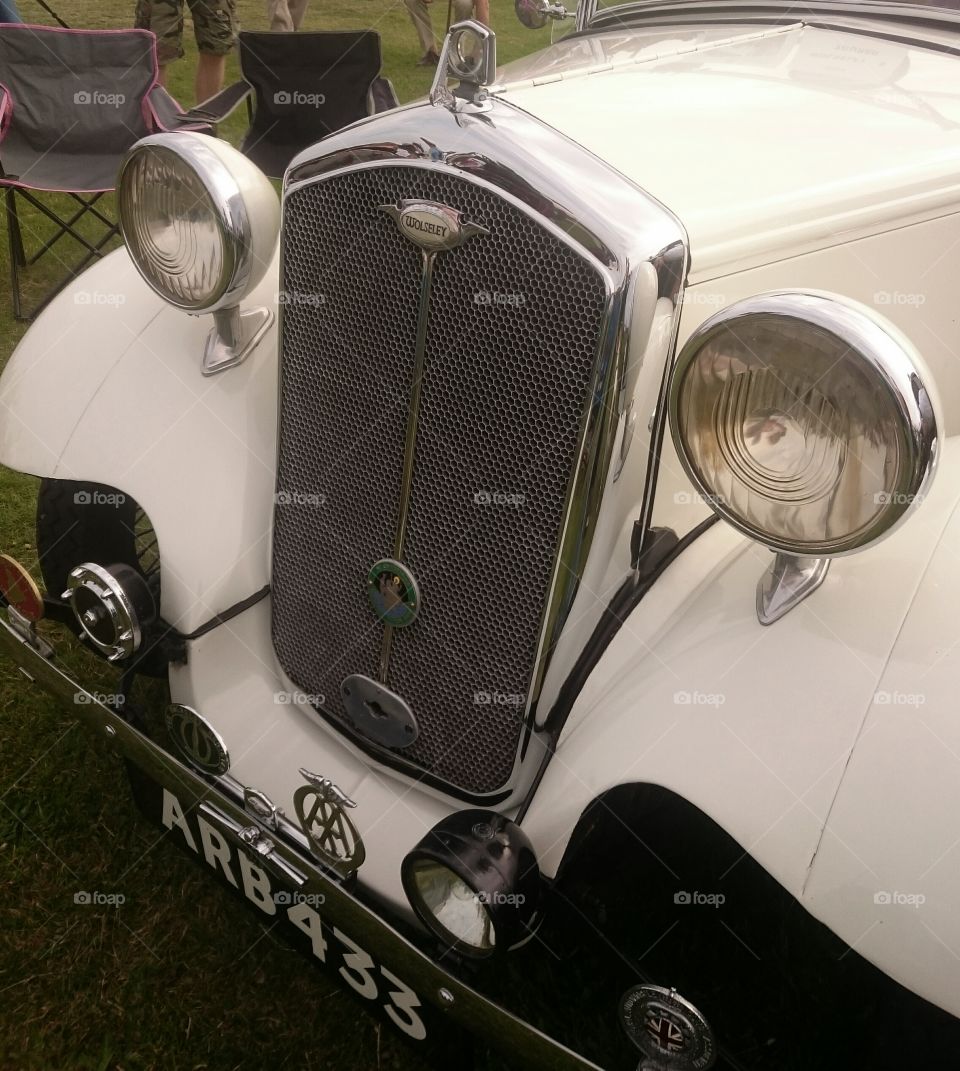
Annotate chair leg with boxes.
[5,187,26,321]
[4,187,121,322]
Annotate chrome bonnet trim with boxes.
[281,99,687,795]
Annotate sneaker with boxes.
[416,49,440,67]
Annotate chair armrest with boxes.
[178,81,253,125]
[148,84,215,135]
[369,76,399,115]
[0,83,10,141]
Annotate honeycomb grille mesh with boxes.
[273,165,608,795]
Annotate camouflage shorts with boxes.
[135,0,237,64]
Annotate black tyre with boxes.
[36,478,164,673]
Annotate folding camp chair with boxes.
[0,25,211,321]
[181,31,399,179]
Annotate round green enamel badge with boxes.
[367,559,420,627]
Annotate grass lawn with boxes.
[0,3,552,1067]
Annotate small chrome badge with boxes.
[165,705,230,775]
[367,558,420,628]
[243,787,283,831]
[294,769,366,877]
[619,985,716,1071]
[380,199,488,253]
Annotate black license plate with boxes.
[125,763,462,1065]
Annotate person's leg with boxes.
[451,0,472,23]
[187,0,237,102]
[267,0,294,32]
[404,0,438,62]
[290,0,310,30]
[135,0,186,89]
[195,52,226,100]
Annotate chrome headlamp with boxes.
[669,291,939,557]
[401,810,542,958]
[118,133,280,373]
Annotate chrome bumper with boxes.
[0,616,600,1071]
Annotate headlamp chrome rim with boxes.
[401,809,542,959]
[117,133,256,314]
[668,290,939,557]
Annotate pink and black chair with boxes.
[179,30,399,180]
[0,24,212,320]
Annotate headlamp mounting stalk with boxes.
[668,291,940,623]
[117,132,280,375]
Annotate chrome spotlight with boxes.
[401,809,542,958]
[62,562,157,663]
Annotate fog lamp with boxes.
[401,809,541,958]
[669,291,939,556]
[63,563,156,663]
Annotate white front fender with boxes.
[523,437,960,1014]
[0,247,280,633]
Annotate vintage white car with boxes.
[2,1,959,1067]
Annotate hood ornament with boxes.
[380,199,488,253]
[294,769,366,877]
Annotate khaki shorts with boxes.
[135,0,237,64]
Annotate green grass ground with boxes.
[0,3,551,1067]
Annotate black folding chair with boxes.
[181,31,399,179]
[0,25,211,321]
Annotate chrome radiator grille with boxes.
[273,165,608,796]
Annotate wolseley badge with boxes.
[380,199,488,253]
[619,985,716,1070]
[294,769,366,876]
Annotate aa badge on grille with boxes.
[619,985,716,1071]
[380,199,488,253]
[165,704,230,775]
[294,769,366,877]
